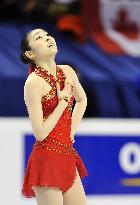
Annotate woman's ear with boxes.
[25,50,35,61]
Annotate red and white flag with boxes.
[82,0,140,56]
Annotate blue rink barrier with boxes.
[74,135,140,195]
[23,134,140,195]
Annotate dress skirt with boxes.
[22,137,88,198]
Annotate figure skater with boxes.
[20,28,88,205]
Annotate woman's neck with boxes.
[34,59,56,76]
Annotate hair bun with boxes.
[20,53,31,64]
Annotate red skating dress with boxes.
[22,65,88,198]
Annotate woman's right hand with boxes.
[56,78,73,102]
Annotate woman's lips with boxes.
[47,43,54,48]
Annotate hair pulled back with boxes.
[20,32,36,74]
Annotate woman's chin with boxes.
[48,48,58,56]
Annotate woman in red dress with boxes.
[20,28,88,205]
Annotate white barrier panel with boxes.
[0,117,140,205]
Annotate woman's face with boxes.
[27,28,58,62]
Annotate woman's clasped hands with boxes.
[56,78,73,102]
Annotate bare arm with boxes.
[68,66,87,138]
[24,78,68,141]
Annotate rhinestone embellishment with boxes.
[34,65,74,117]
[33,138,78,158]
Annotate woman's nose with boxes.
[44,36,50,42]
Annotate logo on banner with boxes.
[119,143,140,186]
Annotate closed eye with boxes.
[36,36,42,40]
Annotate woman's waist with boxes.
[34,137,72,149]
[33,137,78,157]
[43,110,72,137]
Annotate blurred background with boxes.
[0,0,140,204]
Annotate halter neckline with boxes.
[34,65,66,91]
[35,65,58,81]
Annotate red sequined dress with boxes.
[22,65,88,198]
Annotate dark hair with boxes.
[20,32,35,67]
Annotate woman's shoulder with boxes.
[58,64,76,79]
[58,64,71,70]
[24,71,43,90]
[58,64,75,75]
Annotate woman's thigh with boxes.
[32,185,63,205]
[63,167,87,205]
